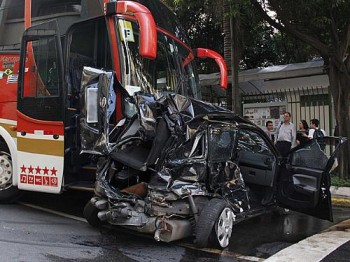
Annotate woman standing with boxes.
[296,120,309,146]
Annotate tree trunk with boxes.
[327,57,350,179]
[223,1,232,110]
[249,0,350,179]
[223,0,242,113]
[231,12,241,114]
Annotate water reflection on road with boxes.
[19,192,350,261]
[98,207,350,261]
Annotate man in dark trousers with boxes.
[275,112,296,157]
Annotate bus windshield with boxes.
[116,18,201,100]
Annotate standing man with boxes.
[265,121,274,141]
[308,118,326,139]
[275,112,296,157]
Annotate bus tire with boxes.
[0,147,22,203]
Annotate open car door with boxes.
[276,137,347,221]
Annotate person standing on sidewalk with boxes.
[275,112,296,157]
[265,120,275,141]
[308,118,326,139]
[296,120,309,146]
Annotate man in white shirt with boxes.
[265,120,274,141]
[275,112,297,157]
[308,118,326,139]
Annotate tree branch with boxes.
[340,23,350,58]
[329,2,340,49]
[250,0,329,57]
[342,53,350,82]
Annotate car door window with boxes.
[290,140,328,170]
[238,130,272,155]
[290,137,342,171]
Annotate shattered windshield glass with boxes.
[290,137,340,170]
[116,18,201,99]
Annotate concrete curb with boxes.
[331,186,350,207]
[330,186,350,207]
[330,186,350,198]
[332,196,350,207]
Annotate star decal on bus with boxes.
[28,165,34,174]
[50,167,57,176]
[35,166,41,174]
[43,166,49,175]
[20,165,26,173]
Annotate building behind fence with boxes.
[240,86,333,137]
[200,60,334,137]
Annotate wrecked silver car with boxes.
[81,68,346,249]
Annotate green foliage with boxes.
[331,175,350,187]
[262,0,350,48]
[162,0,224,73]
[161,0,318,70]
[255,0,350,179]
[162,0,350,69]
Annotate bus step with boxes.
[81,165,97,172]
[64,181,95,192]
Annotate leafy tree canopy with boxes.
[162,0,224,73]
[251,0,350,177]
[252,0,350,59]
[162,0,317,71]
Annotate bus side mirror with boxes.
[105,1,157,60]
[194,48,228,89]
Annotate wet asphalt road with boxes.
[1,191,350,261]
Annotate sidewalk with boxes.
[265,187,350,261]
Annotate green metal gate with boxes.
[241,86,333,136]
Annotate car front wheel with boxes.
[195,198,235,249]
[83,199,103,227]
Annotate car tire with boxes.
[0,145,22,203]
[83,200,102,227]
[195,198,235,249]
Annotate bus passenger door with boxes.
[17,21,64,193]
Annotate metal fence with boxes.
[201,85,333,135]
[241,86,333,136]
